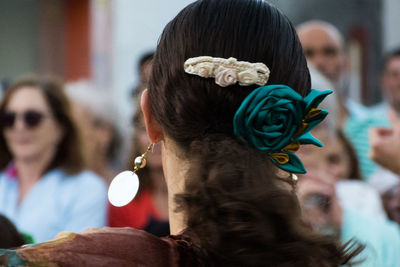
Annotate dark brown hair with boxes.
[0,77,85,174]
[0,214,25,249]
[337,129,362,180]
[383,47,400,72]
[149,0,361,265]
[132,51,155,98]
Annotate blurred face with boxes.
[71,103,113,164]
[297,169,341,234]
[322,136,352,180]
[136,61,153,96]
[298,26,346,83]
[297,129,351,181]
[1,87,64,162]
[382,57,400,111]
[140,61,152,85]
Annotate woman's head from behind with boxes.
[0,77,84,174]
[142,0,359,266]
[147,0,310,149]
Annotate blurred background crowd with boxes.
[0,0,399,265]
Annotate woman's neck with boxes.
[149,167,168,193]
[90,157,114,183]
[15,149,57,202]
[162,140,187,235]
[149,167,169,220]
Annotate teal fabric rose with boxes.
[233,85,332,174]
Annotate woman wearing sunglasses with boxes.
[0,77,107,243]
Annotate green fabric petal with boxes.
[304,89,332,111]
[269,152,306,174]
[268,85,303,102]
[303,110,329,132]
[297,131,323,147]
[233,85,331,174]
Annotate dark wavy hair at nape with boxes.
[148,0,362,266]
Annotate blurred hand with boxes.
[53,227,107,240]
[297,170,342,234]
[54,231,75,240]
[369,109,400,175]
[382,184,400,225]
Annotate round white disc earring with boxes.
[108,143,154,207]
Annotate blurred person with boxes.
[297,20,386,181]
[298,126,399,266]
[0,80,10,100]
[297,170,342,236]
[366,49,400,189]
[329,130,362,180]
[309,67,338,130]
[132,51,154,98]
[297,20,364,122]
[298,127,386,220]
[0,1,363,266]
[369,169,400,225]
[108,52,169,237]
[355,49,400,217]
[66,81,122,183]
[299,129,361,180]
[369,109,400,174]
[299,67,390,229]
[0,77,107,243]
[370,109,400,225]
[297,170,400,267]
[381,182,400,225]
[308,67,361,180]
[0,214,26,249]
[108,98,169,237]
[370,48,400,117]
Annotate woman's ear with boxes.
[141,89,164,143]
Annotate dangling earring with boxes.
[108,143,154,207]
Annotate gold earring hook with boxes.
[133,143,154,172]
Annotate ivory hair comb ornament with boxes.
[184,56,270,87]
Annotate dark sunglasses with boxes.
[0,110,47,129]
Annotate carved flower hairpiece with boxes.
[233,85,332,174]
[184,56,270,87]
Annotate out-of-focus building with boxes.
[0,0,399,111]
[0,0,192,120]
[0,0,95,82]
